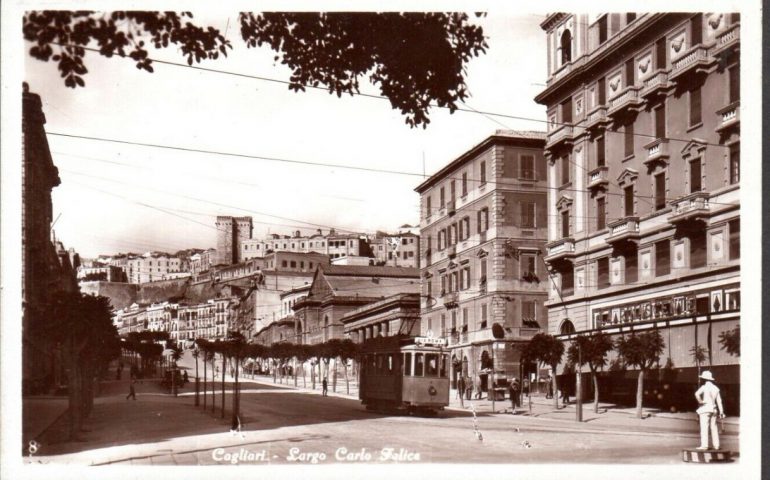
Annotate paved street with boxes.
[26,354,738,466]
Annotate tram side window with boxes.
[403,353,412,376]
[369,354,377,375]
[387,354,395,374]
[414,353,425,376]
[425,354,439,377]
[376,354,386,375]
[440,354,448,378]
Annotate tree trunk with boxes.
[311,362,316,389]
[592,370,600,414]
[66,346,82,441]
[203,358,207,409]
[332,358,337,393]
[172,360,178,397]
[211,358,216,413]
[551,370,559,409]
[195,356,200,407]
[302,361,306,388]
[636,369,645,419]
[221,356,226,419]
[231,356,239,427]
[344,361,349,395]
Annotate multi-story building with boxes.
[341,293,421,343]
[536,13,740,409]
[370,231,421,268]
[416,130,549,391]
[240,229,372,261]
[126,252,184,284]
[215,216,253,266]
[190,248,216,275]
[146,302,178,333]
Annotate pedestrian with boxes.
[183,370,189,385]
[465,376,472,400]
[475,376,482,400]
[508,380,516,413]
[522,378,530,397]
[546,376,553,399]
[694,370,725,450]
[126,379,137,400]
[322,377,328,396]
[512,378,521,409]
[457,375,466,407]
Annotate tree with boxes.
[338,339,359,395]
[615,330,665,419]
[192,343,201,406]
[567,333,614,413]
[23,12,487,128]
[169,342,182,396]
[689,345,709,377]
[198,339,210,410]
[294,344,313,388]
[718,325,740,357]
[522,333,564,409]
[224,331,246,428]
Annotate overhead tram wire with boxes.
[47,41,732,150]
[50,133,739,209]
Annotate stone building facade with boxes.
[536,12,740,410]
[215,216,253,266]
[416,130,549,390]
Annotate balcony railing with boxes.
[643,138,670,168]
[584,105,609,132]
[670,45,712,82]
[447,200,456,216]
[668,192,710,224]
[715,101,740,134]
[606,217,641,245]
[712,23,740,57]
[607,86,643,118]
[446,244,456,258]
[443,291,459,308]
[545,123,575,151]
[640,70,670,99]
[544,237,576,264]
[587,166,609,191]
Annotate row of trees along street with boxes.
[521,326,740,419]
[190,336,360,430]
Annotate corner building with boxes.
[416,130,548,392]
[536,13,740,410]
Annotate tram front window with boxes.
[440,354,448,378]
[403,353,412,376]
[414,353,424,376]
[425,353,439,377]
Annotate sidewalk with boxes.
[22,396,69,448]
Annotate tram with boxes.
[358,335,450,415]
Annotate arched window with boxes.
[560,319,576,335]
[561,29,573,64]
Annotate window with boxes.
[451,224,458,245]
[561,97,573,123]
[655,37,667,69]
[690,159,702,193]
[624,186,634,216]
[561,210,570,237]
[480,160,487,185]
[477,207,489,232]
[480,259,487,282]
[462,172,468,196]
[290,261,297,268]
[463,267,471,290]
[440,314,446,335]
[729,219,740,260]
[425,354,439,377]
[598,77,606,105]
[462,217,470,240]
[625,58,634,86]
[282,260,288,268]
[462,308,469,331]
[596,136,606,167]
[626,12,637,23]
[440,275,446,295]
[521,254,536,279]
[597,197,606,230]
[561,267,574,296]
[689,87,702,126]
[521,202,536,228]
[309,262,314,269]
[729,66,740,103]
[426,196,432,218]
[655,104,666,139]
[480,304,488,329]
[624,123,634,157]
[522,300,537,325]
[403,353,412,376]
[520,155,535,180]
[729,143,740,184]
[690,231,707,268]
[450,180,456,202]
[440,187,445,208]
[690,14,702,45]
[597,257,610,289]
[654,173,666,210]
[414,353,424,376]
[560,29,572,64]
[561,155,570,184]
[598,15,608,44]
[655,240,670,276]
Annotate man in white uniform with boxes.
[694,370,725,450]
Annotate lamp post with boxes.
[576,340,583,422]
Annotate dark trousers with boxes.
[126,388,136,400]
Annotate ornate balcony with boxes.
[640,70,671,100]
[587,166,609,192]
[670,45,713,83]
[715,101,740,135]
[712,23,740,58]
[443,291,459,309]
[607,86,643,120]
[446,244,456,258]
[545,124,575,152]
[544,237,576,264]
[668,192,710,225]
[447,200,456,217]
[643,138,670,169]
[584,106,610,132]
[605,217,641,245]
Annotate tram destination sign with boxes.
[414,336,447,347]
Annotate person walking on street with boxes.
[512,378,521,409]
[126,379,137,400]
[322,377,328,396]
[694,370,725,450]
[457,375,466,407]
[183,370,189,385]
[508,380,516,413]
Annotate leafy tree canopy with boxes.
[615,330,665,371]
[718,325,740,357]
[522,333,564,370]
[566,333,613,372]
[23,11,488,128]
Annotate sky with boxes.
[24,13,548,259]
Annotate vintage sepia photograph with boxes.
[1,1,763,479]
